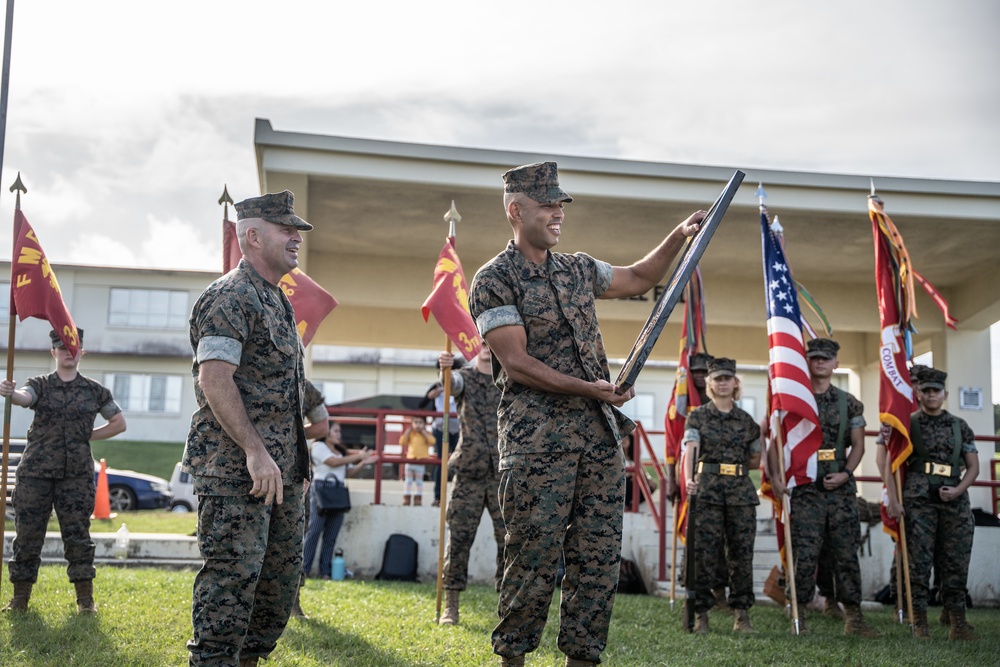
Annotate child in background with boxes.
[399,416,433,505]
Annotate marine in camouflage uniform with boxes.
[776,338,879,636]
[184,191,312,667]
[438,344,505,625]
[470,161,704,666]
[1,328,126,614]
[683,357,760,634]
[888,368,979,640]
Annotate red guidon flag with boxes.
[870,196,914,539]
[10,211,80,357]
[223,218,337,347]
[422,237,482,359]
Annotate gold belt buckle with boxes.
[719,463,737,476]
[931,463,952,476]
[817,449,836,461]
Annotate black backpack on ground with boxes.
[375,533,419,582]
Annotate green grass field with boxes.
[90,440,185,482]
[0,567,997,666]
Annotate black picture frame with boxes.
[615,169,746,393]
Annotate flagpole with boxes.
[893,468,916,632]
[894,529,903,623]
[1,174,25,597]
[669,500,679,611]
[774,424,802,635]
[434,201,460,622]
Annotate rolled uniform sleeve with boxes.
[196,335,243,365]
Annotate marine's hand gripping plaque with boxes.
[615,170,745,393]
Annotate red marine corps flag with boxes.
[10,207,80,357]
[421,235,482,360]
[220,188,337,346]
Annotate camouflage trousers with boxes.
[8,475,96,583]
[443,471,505,591]
[493,441,624,662]
[788,485,862,605]
[690,499,756,612]
[188,483,305,667]
[904,491,974,613]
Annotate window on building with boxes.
[0,282,8,320]
[319,381,345,405]
[105,373,183,414]
[108,288,189,329]
[618,392,655,433]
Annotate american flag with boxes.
[761,211,822,490]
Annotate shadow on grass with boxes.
[6,609,164,667]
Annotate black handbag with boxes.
[314,474,351,513]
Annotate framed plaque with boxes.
[615,169,745,393]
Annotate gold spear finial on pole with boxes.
[8,171,25,209]
[218,184,234,220]
[444,200,461,238]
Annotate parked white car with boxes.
[168,462,198,512]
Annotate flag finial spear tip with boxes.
[444,200,461,237]
[218,185,234,206]
[9,172,26,195]
[870,178,876,196]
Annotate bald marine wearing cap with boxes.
[469,161,707,667]
[184,190,313,666]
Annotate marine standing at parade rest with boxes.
[683,357,760,635]
[469,161,704,667]
[767,338,881,636]
[886,368,980,640]
[437,342,505,626]
[184,191,313,667]
[1,328,126,614]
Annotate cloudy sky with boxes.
[0,0,997,391]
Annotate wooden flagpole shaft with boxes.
[894,535,904,623]
[433,338,453,621]
[894,468,916,632]
[669,497,679,610]
[774,426,801,634]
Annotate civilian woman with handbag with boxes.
[303,421,377,579]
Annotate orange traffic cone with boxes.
[92,458,116,520]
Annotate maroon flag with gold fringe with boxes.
[422,237,482,359]
[10,211,80,356]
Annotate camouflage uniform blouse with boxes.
[814,385,866,492]
[683,402,761,506]
[903,410,977,501]
[183,259,309,495]
[470,241,634,461]
[447,365,502,479]
[17,373,120,478]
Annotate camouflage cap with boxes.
[909,364,930,384]
[918,368,947,391]
[50,328,83,348]
[806,338,840,359]
[235,190,313,231]
[689,352,714,372]
[707,357,737,379]
[503,162,573,204]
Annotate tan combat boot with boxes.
[712,587,731,612]
[793,608,809,635]
[414,495,423,506]
[948,609,979,641]
[499,656,524,667]
[823,598,844,620]
[565,659,598,666]
[238,658,259,667]
[1,581,32,612]
[402,494,411,506]
[938,607,950,625]
[733,608,755,634]
[912,608,930,639]
[694,611,710,634]
[75,580,98,615]
[439,589,460,625]
[843,604,883,637]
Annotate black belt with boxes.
[697,462,746,476]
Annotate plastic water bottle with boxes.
[114,523,130,560]
[331,548,346,581]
